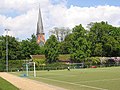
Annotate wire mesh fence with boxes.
[1,61,120,72]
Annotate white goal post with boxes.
[26,62,36,77]
[70,63,84,68]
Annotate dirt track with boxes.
[0,72,65,90]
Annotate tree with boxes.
[45,35,59,64]
[20,40,31,59]
[29,34,45,55]
[94,43,103,56]
[21,34,45,59]
[0,36,5,60]
[8,36,22,60]
[88,21,120,56]
[59,41,70,54]
[49,27,71,41]
[70,24,91,63]
[59,33,74,54]
[0,36,22,60]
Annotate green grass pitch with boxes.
[12,67,120,90]
[0,77,19,90]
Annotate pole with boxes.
[5,29,10,72]
[26,64,28,76]
[33,62,36,77]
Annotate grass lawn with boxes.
[0,77,19,90]
[12,67,120,90]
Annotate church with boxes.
[36,7,45,46]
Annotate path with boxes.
[0,72,65,90]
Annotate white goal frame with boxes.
[26,62,36,77]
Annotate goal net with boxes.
[70,63,84,69]
[21,62,36,77]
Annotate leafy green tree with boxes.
[102,35,120,56]
[109,27,120,56]
[88,21,120,56]
[59,41,72,54]
[70,24,91,62]
[0,36,21,60]
[110,27,120,41]
[0,59,5,71]
[8,36,21,60]
[0,34,45,60]
[59,42,67,54]
[63,34,74,54]
[45,35,59,64]
[0,35,22,71]
[94,43,103,56]
[21,40,31,59]
[0,36,5,60]
[21,34,45,59]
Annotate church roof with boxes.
[36,7,44,35]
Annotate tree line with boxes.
[0,21,120,64]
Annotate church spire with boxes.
[36,6,45,46]
[37,6,44,34]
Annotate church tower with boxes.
[36,7,45,46]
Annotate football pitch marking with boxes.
[38,77,108,90]
[75,78,120,83]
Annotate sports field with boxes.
[13,67,120,90]
[0,77,18,90]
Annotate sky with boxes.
[0,0,120,40]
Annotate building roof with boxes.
[36,7,44,35]
[30,55,45,60]
[30,55,70,62]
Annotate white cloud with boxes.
[0,0,50,13]
[0,0,120,40]
[57,5,120,28]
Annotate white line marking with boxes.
[37,77,108,90]
[75,78,120,83]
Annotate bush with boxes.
[8,60,25,72]
[33,59,46,67]
[85,57,101,67]
[36,62,68,70]
[0,60,5,72]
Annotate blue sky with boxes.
[67,0,120,7]
[2,0,120,18]
[0,0,120,40]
